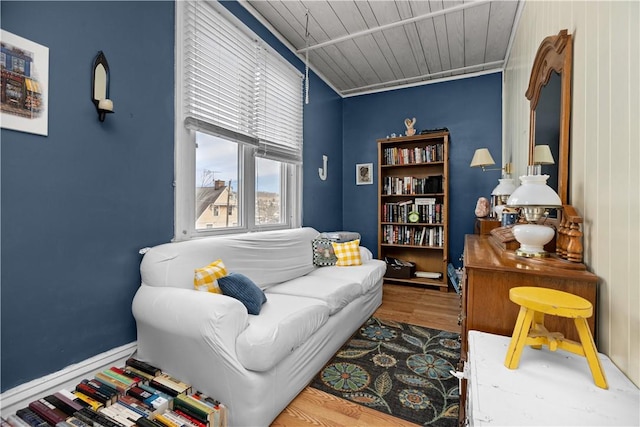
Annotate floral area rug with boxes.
[310,317,460,426]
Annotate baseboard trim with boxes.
[0,342,137,417]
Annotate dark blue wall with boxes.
[220,2,344,232]
[0,1,175,391]
[342,74,503,266]
[0,0,502,393]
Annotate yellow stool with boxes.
[503,286,608,389]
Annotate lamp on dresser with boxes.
[506,174,561,258]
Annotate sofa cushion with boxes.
[194,259,228,293]
[312,238,338,266]
[266,276,362,315]
[236,294,330,372]
[218,273,267,315]
[332,239,362,266]
[308,260,386,294]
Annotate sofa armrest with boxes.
[359,246,373,261]
[132,285,249,359]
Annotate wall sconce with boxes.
[470,148,512,175]
[92,51,114,122]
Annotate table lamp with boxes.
[531,144,555,175]
[491,178,517,219]
[506,174,561,257]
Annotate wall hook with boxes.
[318,155,328,180]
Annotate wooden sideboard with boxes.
[460,234,599,360]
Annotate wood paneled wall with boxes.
[503,0,639,386]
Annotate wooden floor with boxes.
[271,283,461,426]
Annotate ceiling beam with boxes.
[341,60,504,96]
[297,0,493,54]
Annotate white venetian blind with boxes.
[182,1,303,162]
[255,50,304,163]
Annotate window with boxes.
[175,1,303,239]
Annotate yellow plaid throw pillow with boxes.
[331,239,362,266]
[194,259,228,293]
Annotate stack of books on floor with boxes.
[1,358,226,427]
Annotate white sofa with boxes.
[132,227,386,426]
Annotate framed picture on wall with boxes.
[356,163,373,185]
[1,30,49,136]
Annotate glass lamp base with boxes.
[512,224,555,258]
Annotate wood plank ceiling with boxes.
[241,0,522,97]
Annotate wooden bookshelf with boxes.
[377,132,450,291]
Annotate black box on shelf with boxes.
[384,260,416,279]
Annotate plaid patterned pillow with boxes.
[331,239,362,266]
[194,259,228,293]
[312,237,338,266]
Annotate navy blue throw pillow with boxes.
[218,273,267,315]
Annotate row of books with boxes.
[382,144,444,166]
[382,175,443,195]
[2,358,226,427]
[382,225,445,247]
[382,199,444,224]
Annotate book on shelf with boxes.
[6,414,34,427]
[56,417,90,427]
[153,412,182,427]
[111,366,145,384]
[76,379,116,405]
[157,409,202,427]
[172,408,207,427]
[124,365,156,382]
[15,408,49,427]
[150,373,192,397]
[27,399,68,426]
[94,371,133,394]
[117,395,156,418]
[382,144,444,166]
[135,417,165,427]
[127,385,170,411]
[125,358,162,377]
[71,390,104,410]
[99,401,140,427]
[172,393,226,427]
[42,393,84,416]
[74,407,122,427]
[382,225,444,247]
[103,367,140,386]
[138,383,173,401]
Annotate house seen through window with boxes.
[194,132,286,232]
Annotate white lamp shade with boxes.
[507,174,561,207]
[470,148,495,167]
[491,178,516,196]
[534,145,555,165]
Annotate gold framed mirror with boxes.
[526,29,573,205]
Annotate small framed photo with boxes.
[356,163,373,185]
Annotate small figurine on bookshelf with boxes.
[404,117,416,136]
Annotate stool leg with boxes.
[504,306,535,369]
[530,311,546,350]
[574,318,608,389]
